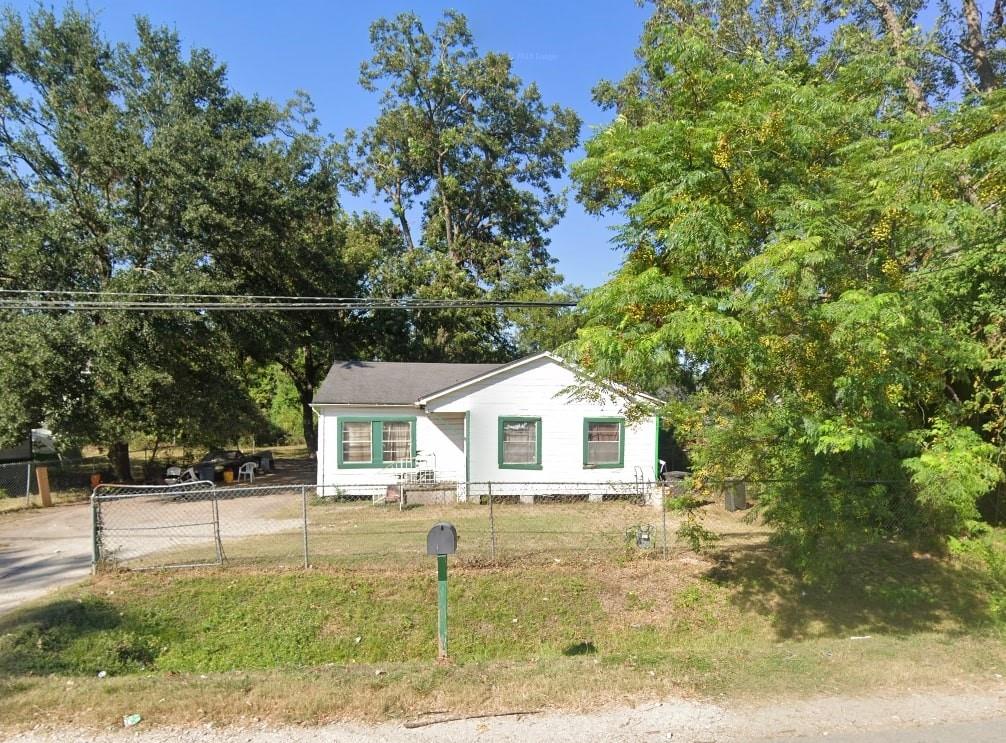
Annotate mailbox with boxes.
[426,522,458,556]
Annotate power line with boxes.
[0,302,574,311]
[0,290,578,312]
[0,289,571,303]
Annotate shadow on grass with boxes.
[707,539,996,640]
[0,597,161,676]
[563,641,597,656]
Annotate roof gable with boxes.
[312,360,504,405]
[312,353,663,408]
[417,352,663,407]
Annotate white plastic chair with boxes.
[237,461,257,483]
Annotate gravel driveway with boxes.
[0,486,303,615]
[0,502,92,615]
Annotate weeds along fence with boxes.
[91,480,679,572]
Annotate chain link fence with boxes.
[92,480,222,568]
[1,458,107,507]
[0,461,34,502]
[91,479,679,572]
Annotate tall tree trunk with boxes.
[108,441,133,483]
[435,153,458,260]
[392,183,415,250]
[870,0,981,206]
[298,389,317,457]
[962,0,998,92]
[278,353,319,457]
[868,0,931,116]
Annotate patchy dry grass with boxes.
[2,507,1006,731]
[128,497,668,570]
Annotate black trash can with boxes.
[195,462,216,482]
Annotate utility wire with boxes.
[0,290,578,312]
[0,289,572,304]
[0,303,574,311]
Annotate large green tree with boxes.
[0,9,309,475]
[194,97,388,453]
[571,0,1006,573]
[344,11,581,361]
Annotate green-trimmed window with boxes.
[498,417,542,469]
[341,421,373,463]
[382,421,412,462]
[337,417,416,468]
[583,418,624,468]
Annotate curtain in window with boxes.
[382,421,412,462]
[342,422,372,463]
[586,422,620,465]
[503,420,536,464]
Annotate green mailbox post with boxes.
[426,522,458,659]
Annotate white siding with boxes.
[314,357,660,498]
[315,405,466,493]
[425,356,657,486]
[425,411,466,476]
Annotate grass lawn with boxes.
[103,496,668,569]
[2,508,1006,731]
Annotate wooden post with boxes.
[36,465,52,507]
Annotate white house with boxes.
[311,352,663,500]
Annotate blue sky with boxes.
[7,1,653,289]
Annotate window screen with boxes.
[502,419,538,465]
[586,421,621,465]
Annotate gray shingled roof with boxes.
[313,361,505,405]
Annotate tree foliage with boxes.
[571,0,1006,574]
[0,7,582,473]
[0,9,385,469]
[0,9,277,475]
[344,11,581,360]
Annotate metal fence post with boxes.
[488,481,496,563]
[211,490,224,565]
[90,493,99,574]
[301,484,309,569]
[24,461,33,506]
[661,485,668,559]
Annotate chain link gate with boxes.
[91,480,220,571]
